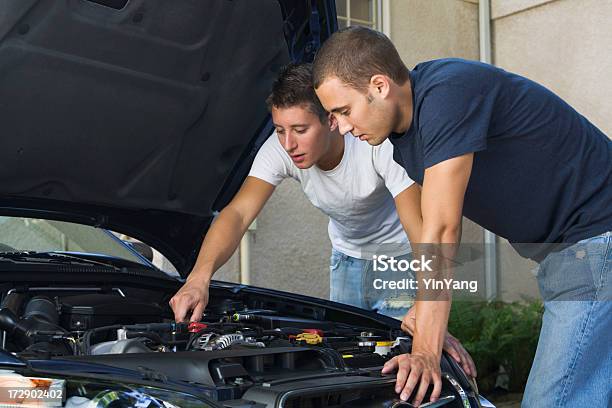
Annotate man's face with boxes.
[315,77,394,146]
[271,105,333,169]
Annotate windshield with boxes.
[0,216,146,265]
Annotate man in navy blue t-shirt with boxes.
[314,26,611,407]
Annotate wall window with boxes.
[336,0,382,30]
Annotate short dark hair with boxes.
[313,26,409,91]
[266,63,327,122]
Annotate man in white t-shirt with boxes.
[249,71,419,319]
[169,64,476,377]
[251,119,415,319]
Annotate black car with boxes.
[0,0,493,406]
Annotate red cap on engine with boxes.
[303,329,324,337]
[188,322,208,333]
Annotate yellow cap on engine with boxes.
[295,333,323,345]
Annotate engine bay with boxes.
[0,286,482,407]
[0,289,399,359]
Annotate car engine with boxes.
[0,289,484,407]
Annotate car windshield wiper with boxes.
[0,251,172,279]
[0,251,122,272]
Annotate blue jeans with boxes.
[523,231,612,407]
[329,248,415,320]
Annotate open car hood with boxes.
[0,0,336,276]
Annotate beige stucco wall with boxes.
[390,0,480,68]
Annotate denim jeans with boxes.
[329,248,415,320]
[523,231,612,407]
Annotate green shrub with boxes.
[448,300,543,393]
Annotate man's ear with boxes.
[328,113,338,131]
[370,74,391,98]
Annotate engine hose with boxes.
[125,331,187,347]
[262,329,287,339]
[232,313,270,323]
[126,331,162,344]
[206,322,246,332]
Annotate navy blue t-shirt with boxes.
[389,59,612,261]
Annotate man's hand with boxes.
[443,333,477,378]
[401,307,477,378]
[382,350,442,405]
[169,276,209,322]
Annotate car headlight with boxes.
[66,383,214,408]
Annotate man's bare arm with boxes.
[384,154,473,405]
[170,176,275,322]
[392,174,477,377]
[393,184,422,244]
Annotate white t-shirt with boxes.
[248,133,414,259]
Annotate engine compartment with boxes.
[0,287,481,407]
[0,290,397,359]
